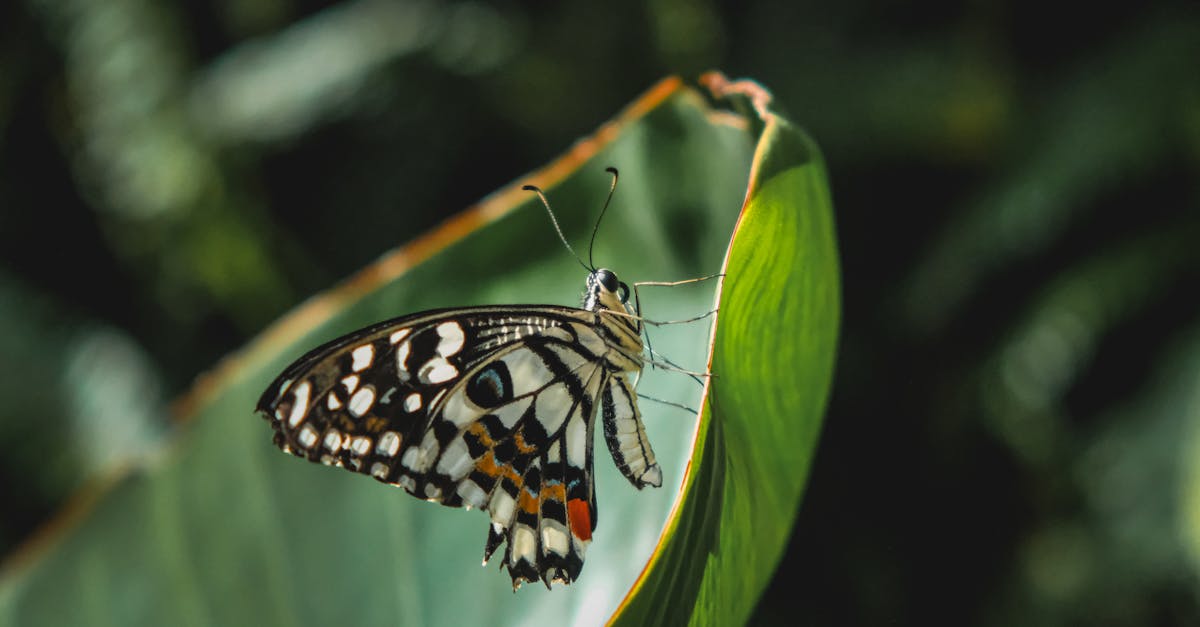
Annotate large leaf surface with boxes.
[0,76,839,626]
[612,76,840,626]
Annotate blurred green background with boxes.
[1,0,1197,624]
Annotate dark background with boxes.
[2,1,1198,624]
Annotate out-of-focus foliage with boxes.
[1,0,1198,624]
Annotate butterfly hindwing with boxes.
[476,348,606,586]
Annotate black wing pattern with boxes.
[256,303,662,589]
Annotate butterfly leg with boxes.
[631,273,724,327]
[632,272,726,291]
[628,273,723,372]
[636,391,699,415]
[643,346,707,384]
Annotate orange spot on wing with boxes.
[513,432,537,454]
[468,422,495,447]
[518,488,539,515]
[540,483,566,504]
[476,450,523,487]
[567,498,592,541]
[475,451,502,478]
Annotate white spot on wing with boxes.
[275,378,294,401]
[287,382,311,428]
[435,321,465,356]
[457,480,488,509]
[350,436,372,456]
[377,431,401,457]
[565,411,588,468]
[298,424,318,448]
[323,430,343,452]
[511,525,536,565]
[396,341,412,381]
[326,393,342,410]
[436,439,474,480]
[403,393,422,413]
[370,462,388,479]
[542,522,569,556]
[414,432,440,470]
[348,387,375,417]
[401,446,419,470]
[341,375,360,394]
[389,328,411,344]
[351,344,374,372]
[489,490,516,526]
[420,357,458,384]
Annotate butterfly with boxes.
[256,170,667,590]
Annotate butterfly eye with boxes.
[618,282,630,303]
[596,269,619,292]
[466,361,513,408]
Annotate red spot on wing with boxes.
[567,498,592,542]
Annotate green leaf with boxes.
[611,76,840,626]
[0,76,839,626]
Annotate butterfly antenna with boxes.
[523,184,590,272]
[588,167,619,270]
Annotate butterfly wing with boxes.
[256,305,615,588]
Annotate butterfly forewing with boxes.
[256,281,663,589]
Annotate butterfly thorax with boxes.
[584,268,643,373]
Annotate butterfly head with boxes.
[584,268,631,313]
